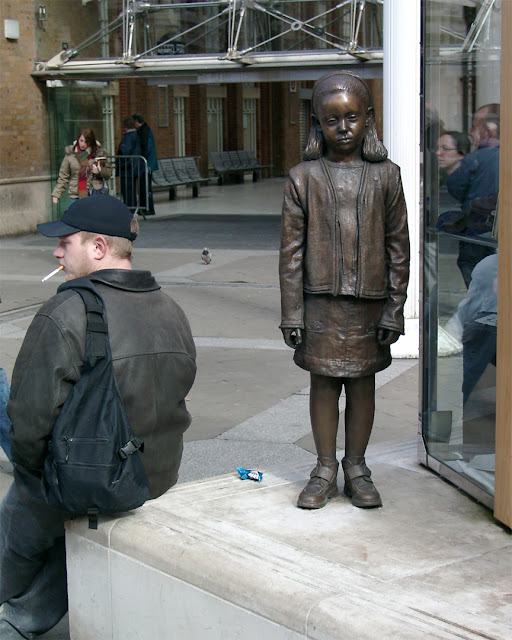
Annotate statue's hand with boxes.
[377,328,400,346]
[282,328,302,349]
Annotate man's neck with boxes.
[91,260,132,273]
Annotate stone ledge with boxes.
[66,458,512,640]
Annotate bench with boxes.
[152,157,210,200]
[210,150,273,185]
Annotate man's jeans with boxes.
[0,468,68,637]
[462,317,497,404]
[0,368,11,461]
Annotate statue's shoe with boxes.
[297,460,338,509]
[342,457,382,508]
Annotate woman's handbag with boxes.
[89,179,109,197]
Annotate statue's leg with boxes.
[342,375,382,508]
[297,373,342,509]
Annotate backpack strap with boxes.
[77,288,108,364]
[87,508,99,530]
[57,278,109,365]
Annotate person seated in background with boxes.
[437,131,470,179]
[457,253,498,405]
[435,130,471,231]
[446,107,499,287]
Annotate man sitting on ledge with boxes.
[0,196,196,639]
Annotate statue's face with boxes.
[315,90,368,162]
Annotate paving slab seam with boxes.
[305,591,491,640]
[194,337,288,350]
[160,279,280,289]
[392,546,512,579]
[218,361,418,445]
[0,306,42,322]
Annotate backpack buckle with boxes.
[118,437,144,460]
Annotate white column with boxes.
[384,0,421,355]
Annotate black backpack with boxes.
[42,278,150,528]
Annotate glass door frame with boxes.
[419,0,511,527]
[494,0,512,529]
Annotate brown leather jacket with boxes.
[279,157,410,333]
[52,144,112,200]
[8,270,196,499]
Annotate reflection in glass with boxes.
[422,0,500,497]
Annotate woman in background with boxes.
[51,127,111,204]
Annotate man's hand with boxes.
[281,328,302,349]
[377,328,400,346]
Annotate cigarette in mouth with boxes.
[41,265,64,282]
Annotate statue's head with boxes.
[304,72,387,162]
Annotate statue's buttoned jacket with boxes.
[279,157,410,334]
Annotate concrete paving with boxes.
[0,178,510,639]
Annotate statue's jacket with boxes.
[279,157,410,334]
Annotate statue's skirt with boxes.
[293,294,391,378]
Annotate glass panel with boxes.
[242,98,257,152]
[36,2,383,63]
[207,97,223,166]
[422,0,501,496]
[174,97,186,157]
[47,85,107,219]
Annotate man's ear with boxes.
[366,107,373,128]
[92,235,109,260]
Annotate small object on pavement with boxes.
[42,265,64,282]
[201,247,212,264]
[237,467,263,482]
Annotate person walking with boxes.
[51,127,111,205]
[0,196,196,639]
[132,113,158,215]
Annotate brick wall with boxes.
[35,0,100,62]
[0,0,49,180]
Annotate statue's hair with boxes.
[303,72,388,163]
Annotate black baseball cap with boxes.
[37,196,137,241]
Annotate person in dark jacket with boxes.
[446,108,499,287]
[132,113,158,215]
[0,196,196,639]
[117,116,143,212]
[279,72,409,511]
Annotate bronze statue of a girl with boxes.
[279,72,410,509]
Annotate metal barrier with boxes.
[107,155,149,219]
